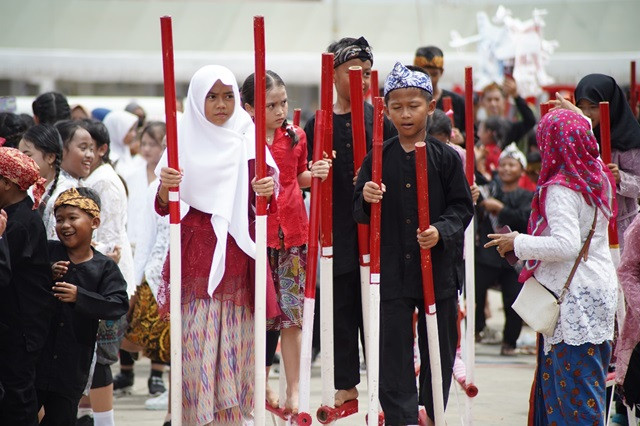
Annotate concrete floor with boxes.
[115,289,537,425]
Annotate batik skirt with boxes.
[266,245,306,330]
[182,297,254,426]
[531,338,612,425]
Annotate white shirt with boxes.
[514,185,617,353]
[123,163,150,252]
[84,163,135,295]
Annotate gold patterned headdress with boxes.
[54,187,100,219]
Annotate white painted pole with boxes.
[464,219,475,426]
[169,222,182,425]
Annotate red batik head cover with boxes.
[519,109,617,282]
[0,147,47,209]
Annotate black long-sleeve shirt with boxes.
[36,241,128,397]
[0,196,54,352]
[353,135,473,301]
[305,102,397,276]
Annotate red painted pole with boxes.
[464,67,474,186]
[370,97,383,278]
[631,61,637,113]
[370,70,379,103]
[415,142,435,308]
[306,111,325,300]
[442,96,454,126]
[293,108,301,127]
[349,66,370,266]
[254,16,267,215]
[540,102,551,118]
[321,53,334,251]
[599,102,619,249]
[160,17,180,223]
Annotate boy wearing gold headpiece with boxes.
[35,187,128,426]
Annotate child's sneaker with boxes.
[148,375,167,396]
[76,415,94,426]
[112,371,134,396]
[145,390,169,411]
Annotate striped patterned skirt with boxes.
[182,297,254,426]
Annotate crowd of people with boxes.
[0,36,639,426]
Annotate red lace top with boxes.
[155,161,280,318]
[267,125,309,249]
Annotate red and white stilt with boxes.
[367,97,384,426]
[599,102,635,426]
[415,142,446,426]
[462,66,477,426]
[298,110,326,426]
[318,53,338,425]
[348,65,371,378]
[254,16,268,426]
[160,16,182,426]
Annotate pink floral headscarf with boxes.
[519,109,617,282]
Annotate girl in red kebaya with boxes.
[241,70,330,415]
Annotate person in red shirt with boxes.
[241,70,330,415]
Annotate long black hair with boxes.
[22,124,63,199]
[241,70,299,148]
[81,119,111,165]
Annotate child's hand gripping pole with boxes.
[160,16,182,426]
[348,67,372,390]
[253,16,268,426]
[415,142,446,426]
[297,110,326,426]
[366,96,384,426]
[319,52,337,418]
[463,66,477,425]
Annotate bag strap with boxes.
[557,207,599,303]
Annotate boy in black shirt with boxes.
[36,187,128,425]
[304,36,396,406]
[354,63,473,425]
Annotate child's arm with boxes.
[73,261,129,320]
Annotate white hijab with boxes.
[156,64,278,296]
[104,110,138,163]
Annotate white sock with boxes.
[93,409,115,426]
[77,407,93,418]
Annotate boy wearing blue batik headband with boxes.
[354,62,473,425]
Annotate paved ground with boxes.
[115,290,537,425]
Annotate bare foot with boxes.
[284,391,299,415]
[334,388,358,407]
[266,383,279,408]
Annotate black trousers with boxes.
[333,269,365,390]
[36,389,81,426]
[266,330,280,367]
[475,263,523,348]
[380,296,457,425]
[0,336,39,426]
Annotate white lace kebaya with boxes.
[514,185,617,354]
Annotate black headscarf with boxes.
[332,37,373,68]
[574,73,640,151]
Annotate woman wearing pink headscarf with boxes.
[486,108,618,425]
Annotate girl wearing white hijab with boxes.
[156,65,279,425]
[103,110,142,176]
